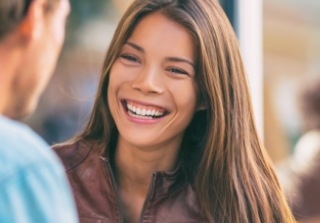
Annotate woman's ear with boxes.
[196,92,208,111]
[196,99,207,111]
[196,104,207,111]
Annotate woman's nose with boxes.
[131,66,164,95]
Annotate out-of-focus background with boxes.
[25,0,320,165]
[263,0,320,163]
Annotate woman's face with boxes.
[108,12,200,150]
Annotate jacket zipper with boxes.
[138,173,156,223]
[103,156,157,223]
[105,160,124,223]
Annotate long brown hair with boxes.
[79,0,295,222]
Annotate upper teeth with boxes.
[127,103,164,117]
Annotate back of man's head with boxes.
[0,0,70,119]
[0,0,32,40]
[0,0,60,40]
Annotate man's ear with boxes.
[18,0,46,41]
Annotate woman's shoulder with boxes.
[52,139,94,171]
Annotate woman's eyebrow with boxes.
[166,57,195,68]
[125,41,144,53]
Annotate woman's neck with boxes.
[113,137,181,223]
[114,138,180,194]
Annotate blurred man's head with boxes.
[0,0,70,119]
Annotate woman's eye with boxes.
[168,67,188,75]
[120,54,139,63]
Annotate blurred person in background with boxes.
[0,0,78,222]
[278,76,320,223]
[54,0,295,222]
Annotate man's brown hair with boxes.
[0,0,57,39]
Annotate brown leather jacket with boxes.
[54,140,207,223]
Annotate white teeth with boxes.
[128,111,152,119]
[126,102,164,117]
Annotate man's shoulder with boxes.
[53,139,95,171]
[0,117,78,223]
[0,116,61,182]
[0,116,47,149]
[0,116,51,162]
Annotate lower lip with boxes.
[122,105,166,124]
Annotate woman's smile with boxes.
[121,99,168,121]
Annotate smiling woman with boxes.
[108,12,199,153]
[53,0,296,223]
